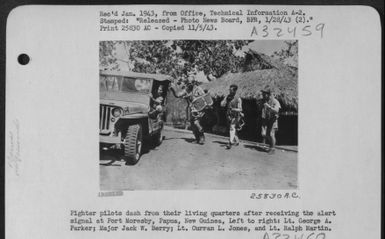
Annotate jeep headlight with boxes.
[122,107,129,115]
[112,107,122,117]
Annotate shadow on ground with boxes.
[99,143,152,166]
[99,150,123,166]
[212,140,229,148]
[243,144,268,152]
[182,137,197,143]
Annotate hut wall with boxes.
[238,99,259,141]
[165,94,189,129]
[276,114,298,145]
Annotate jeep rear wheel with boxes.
[123,124,142,165]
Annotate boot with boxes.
[193,131,200,143]
[199,132,205,145]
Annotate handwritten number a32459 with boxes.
[250,23,325,38]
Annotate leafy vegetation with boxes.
[100,40,252,82]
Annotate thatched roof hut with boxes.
[203,49,297,112]
[203,69,298,112]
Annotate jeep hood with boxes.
[100,91,150,112]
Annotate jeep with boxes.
[99,70,171,164]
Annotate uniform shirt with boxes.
[221,95,241,112]
[179,86,205,113]
[151,96,164,107]
[228,95,242,112]
[261,97,281,120]
[221,94,242,120]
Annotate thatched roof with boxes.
[203,69,297,112]
[244,49,297,75]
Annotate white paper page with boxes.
[6,5,381,239]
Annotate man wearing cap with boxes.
[170,80,206,144]
[261,88,281,154]
[221,84,244,149]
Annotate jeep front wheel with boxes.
[123,124,142,165]
[153,130,163,147]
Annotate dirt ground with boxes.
[100,128,297,190]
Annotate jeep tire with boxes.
[123,124,142,165]
[153,130,163,147]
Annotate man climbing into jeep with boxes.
[149,85,166,121]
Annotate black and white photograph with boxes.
[99,40,298,190]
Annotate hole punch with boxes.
[18,54,30,65]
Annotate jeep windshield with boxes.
[100,75,151,94]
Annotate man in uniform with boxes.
[260,88,281,154]
[221,84,243,149]
[170,80,206,144]
[149,85,165,120]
